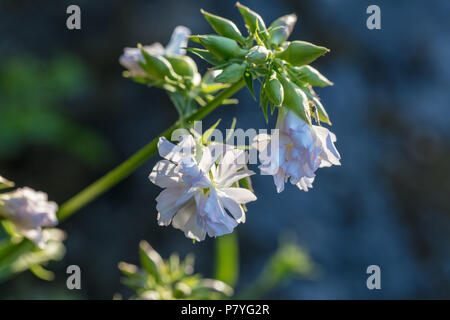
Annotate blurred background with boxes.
[1,0,449,299]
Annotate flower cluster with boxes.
[149,133,256,241]
[0,176,59,248]
[127,3,341,240]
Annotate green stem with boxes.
[214,232,239,287]
[57,79,245,221]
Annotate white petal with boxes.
[219,188,257,204]
[216,169,255,188]
[172,199,206,241]
[216,149,247,179]
[165,26,191,56]
[155,187,185,225]
[217,194,246,223]
[179,157,211,188]
[143,43,165,56]
[157,135,195,163]
[199,146,215,173]
[273,170,285,193]
[149,160,181,188]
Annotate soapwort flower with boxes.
[0,187,58,248]
[149,133,256,241]
[254,110,340,192]
[119,25,191,78]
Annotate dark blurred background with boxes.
[1,0,449,299]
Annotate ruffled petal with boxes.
[219,188,257,204]
[165,26,191,56]
[149,160,182,188]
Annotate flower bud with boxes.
[140,46,179,81]
[0,175,14,189]
[245,46,269,65]
[165,55,198,78]
[196,35,247,61]
[292,65,333,87]
[275,41,329,66]
[201,9,245,44]
[236,2,267,36]
[215,63,247,83]
[278,74,311,124]
[269,14,297,47]
[264,73,284,106]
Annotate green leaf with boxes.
[0,176,14,190]
[202,119,222,144]
[139,241,163,282]
[259,85,269,123]
[244,70,256,99]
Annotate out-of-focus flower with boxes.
[149,134,256,241]
[119,241,233,300]
[0,187,58,248]
[119,26,191,77]
[254,110,340,192]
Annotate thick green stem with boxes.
[57,79,245,221]
[214,232,239,287]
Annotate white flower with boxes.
[119,26,191,77]
[0,187,58,248]
[149,135,256,241]
[254,110,340,192]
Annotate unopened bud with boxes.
[165,55,198,78]
[269,14,297,47]
[236,2,267,36]
[201,9,245,44]
[139,46,179,81]
[215,63,247,83]
[246,46,269,65]
[195,35,247,60]
[278,74,311,124]
[292,65,333,87]
[264,73,284,106]
[275,40,329,66]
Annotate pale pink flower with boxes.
[0,187,58,248]
[254,110,340,192]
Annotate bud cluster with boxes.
[191,2,333,125]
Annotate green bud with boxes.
[201,9,245,44]
[245,45,269,65]
[196,35,247,60]
[264,73,284,106]
[269,14,297,47]
[278,74,311,124]
[275,40,329,66]
[236,2,267,35]
[292,65,333,87]
[165,55,198,78]
[215,63,247,83]
[139,46,178,81]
